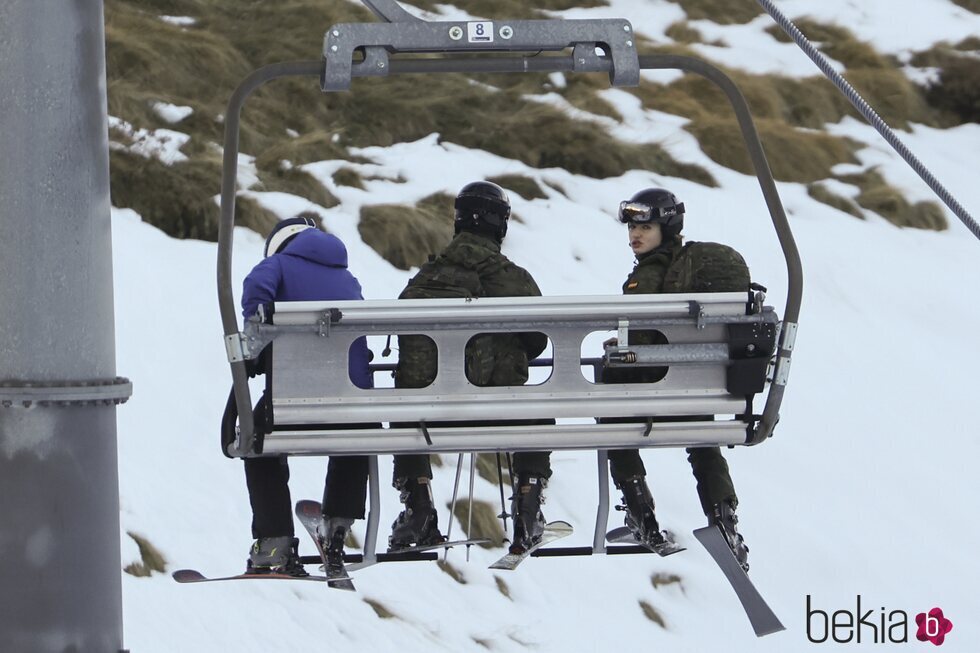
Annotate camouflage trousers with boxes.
[608,446,737,516]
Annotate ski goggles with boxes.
[618,200,684,224]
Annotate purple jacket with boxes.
[242,229,372,389]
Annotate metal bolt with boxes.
[578,58,586,65]
[377,61,386,69]
[499,25,513,39]
[449,25,463,40]
[330,45,338,52]
[623,24,631,32]
[626,40,633,48]
[332,30,340,37]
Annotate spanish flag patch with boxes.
[627,281,639,289]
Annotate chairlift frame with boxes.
[214,0,802,594]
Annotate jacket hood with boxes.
[280,228,349,268]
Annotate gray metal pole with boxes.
[0,1,128,652]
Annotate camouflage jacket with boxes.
[609,238,750,382]
[397,231,546,388]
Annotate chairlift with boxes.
[214,0,802,636]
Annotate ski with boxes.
[488,521,573,570]
[693,525,784,637]
[172,568,336,584]
[606,526,686,557]
[387,537,491,556]
[295,500,356,592]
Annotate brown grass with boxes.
[674,0,762,24]
[807,183,864,219]
[364,598,398,619]
[358,192,455,269]
[686,117,859,183]
[123,531,167,577]
[639,600,668,628]
[834,170,947,230]
[447,499,506,548]
[437,559,467,584]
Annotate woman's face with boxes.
[628,222,663,256]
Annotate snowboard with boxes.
[295,500,356,592]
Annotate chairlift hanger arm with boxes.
[321,18,640,91]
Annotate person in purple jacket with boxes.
[241,215,373,577]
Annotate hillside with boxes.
[109,1,980,651]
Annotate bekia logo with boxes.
[806,595,954,646]
[915,608,953,646]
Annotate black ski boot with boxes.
[319,516,353,576]
[246,536,308,577]
[709,500,749,572]
[388,477,445,550]
[509,473,548,554]
[617,475,671,549]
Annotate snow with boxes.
[151,101,194,124]
[159,16,197,27]
[108,116,190,165]
[105,2,980,652]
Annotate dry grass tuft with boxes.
[639,600,668,628]
[673,0,762,24]
[123,531,167,577]
[437,559,467,584]
[358,192,455,269]
[494,575,513,600]
[488,175,548,201]
[364,598,398,619]
[807,183,864,219]
[686,117,859,183]
[447,499,506,548]
[835,170,947,230]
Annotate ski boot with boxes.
[617,475,673,549]
[318,516,353,576]
[246,535,308,577]
[509,473,548,554]
[709,500,749,572]
[388,477,446,550]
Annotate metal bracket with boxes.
[322,18,639,91]
[773,356,792,386]
[779,321,798,352]
[689,300,707,329]
[0,377,133,408]
[224,332,248,362]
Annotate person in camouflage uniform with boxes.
[388,181,553,554]
[604,187,750,570]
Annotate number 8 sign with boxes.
[467,21,494,43]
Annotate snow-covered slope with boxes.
[115,2,980,651]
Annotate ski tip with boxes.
[172,569,206,583]
[545,520,573,533]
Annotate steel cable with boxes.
[756,0,980,240]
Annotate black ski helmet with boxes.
[618,188,685,239]
[264,215,316,257]
[454,181,511,241]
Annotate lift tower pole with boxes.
[0,1,130,651]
